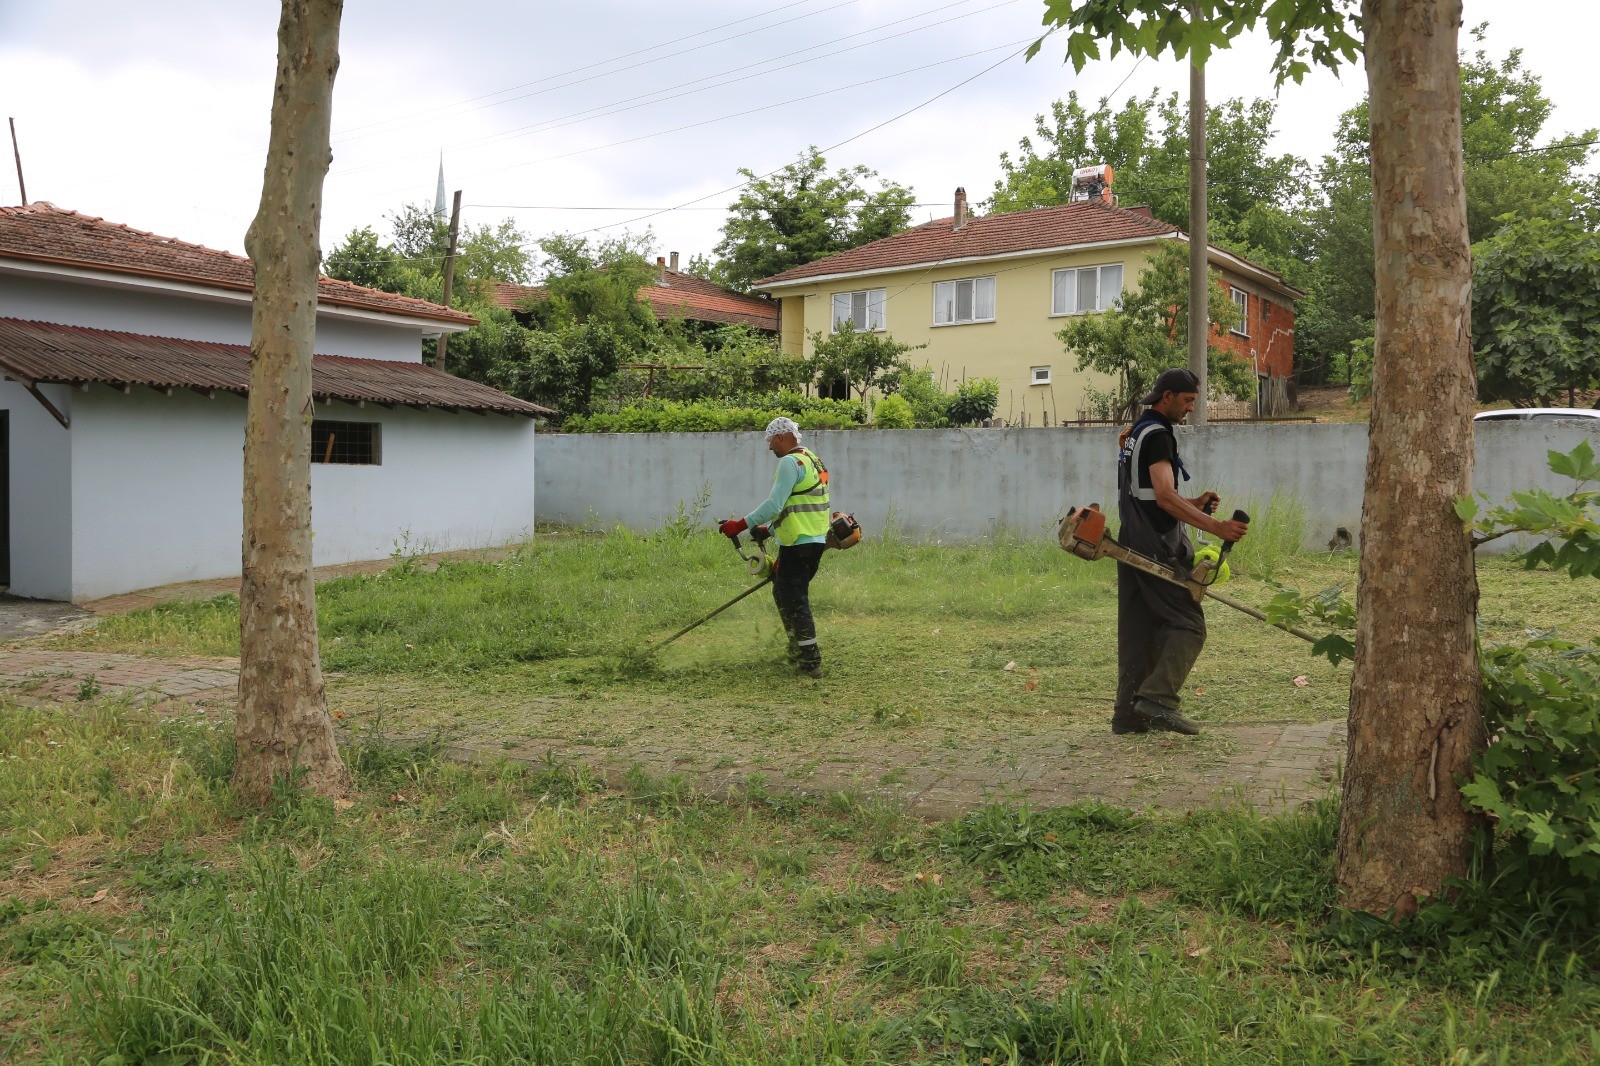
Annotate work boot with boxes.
[1133,697,1200,736]
[1111,715,1148,736]
[799,661,823,679]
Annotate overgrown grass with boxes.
[4,701,1599,1063]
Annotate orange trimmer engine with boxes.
[1057,504,1110,562]
[826,511,863,550]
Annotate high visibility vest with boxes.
[771,447,831,545]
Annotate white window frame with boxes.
[1050,263,1124,317]
[831,288,887,333]
[1230,287,1251,337]
[1030,366,1052,386]
[932,275,997,326]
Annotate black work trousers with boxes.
[772,542,825,665]
[1114,562,1207,725]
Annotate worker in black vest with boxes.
[1113,368,1249,735]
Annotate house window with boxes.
[1030,366,1051,386]
[933,276,996,325]
[1231,288,1250,336]
[831,288,886,332]
[312,420,381,465]
[1051,263,1124,315]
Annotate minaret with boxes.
[434,153,447,218]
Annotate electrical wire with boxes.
[331,0,857,138]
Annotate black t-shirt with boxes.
[1129,414,1179,535]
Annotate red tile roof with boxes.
[753,200,1182,286]
[490,269,779,331]
[0,317,548,416]
[0,203,478,327]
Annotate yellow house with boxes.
[754,189,1304,424]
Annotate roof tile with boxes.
[754,200,1182,286]
[491,269,778,331]
[0,203,478,327]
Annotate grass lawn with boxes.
[11,518,1600,1061]
[4,701,1600,1064]
[55,514,1599,786]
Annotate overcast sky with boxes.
[2,1,1596,279]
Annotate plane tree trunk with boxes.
[234,0,348,806]
[1336,0,1487,917]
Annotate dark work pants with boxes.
[1114,562,1207,725]
[772,543,825,665]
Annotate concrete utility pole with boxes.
[1187,1,1208,425]
[9,118,26,204]
[434,188,462,370]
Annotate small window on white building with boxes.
[831,288,887,332]
[933,276,996,325]
[312,420,381,465]
[1030,366,1051,386]
[1051,263,1124,315]
[1230,287,1250,336]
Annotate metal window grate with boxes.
[311,420,380,465]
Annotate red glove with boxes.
[718,517,748,537]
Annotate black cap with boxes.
[1140,367,1201,405]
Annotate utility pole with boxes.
[9,118,26,205]
[434,189,462,370]
[1186,1,1208,425]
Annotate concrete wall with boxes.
[1,380,74,599]
[0,272,429,361]
[535,421,1600,553]
[60,389,536,601]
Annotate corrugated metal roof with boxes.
[0,317,551,416]
[0,204,479,327]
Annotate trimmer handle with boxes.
[1219,509,1250,559]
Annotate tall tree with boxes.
[711,147,915,291]
[1296,27,1597,377]
[236,0,347,805]
[1034,0,1488,917]
[1473,211,1600,408]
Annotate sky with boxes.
[2,0,1597,281]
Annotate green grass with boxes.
[4,701,1599,1063]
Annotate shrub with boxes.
[559,395,867,433]
[947,377,999,426]
[872,394,914,429]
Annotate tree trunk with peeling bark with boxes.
[1337,0,1487,917]
[235,0,348,806]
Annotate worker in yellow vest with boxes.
[718,417,830,678]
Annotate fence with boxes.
[535,420,1600,554]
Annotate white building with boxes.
[0,203,548,603]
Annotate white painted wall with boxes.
[0,272,431,361]
[536,422,1600,553]
[1,380,73,599]
[64,389,536,601]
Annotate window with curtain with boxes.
[932,276,997,325]
[831,288,886,332]
[1051,263,1124,315]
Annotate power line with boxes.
[327,0,1023,182]
[342,37,1035,199]
[329,34,1048,270]
[331,0,855,139]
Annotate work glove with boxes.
[718,517,748,537]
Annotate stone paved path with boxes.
[2,645,1345,816]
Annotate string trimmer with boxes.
[1057,504,1318,645]
[643,513,863,655]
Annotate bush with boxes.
[561,395,867,433]
[947,377,999,426]
[893,365,952,428]
[872,394,914,429]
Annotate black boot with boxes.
[1133,697,1200,736]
